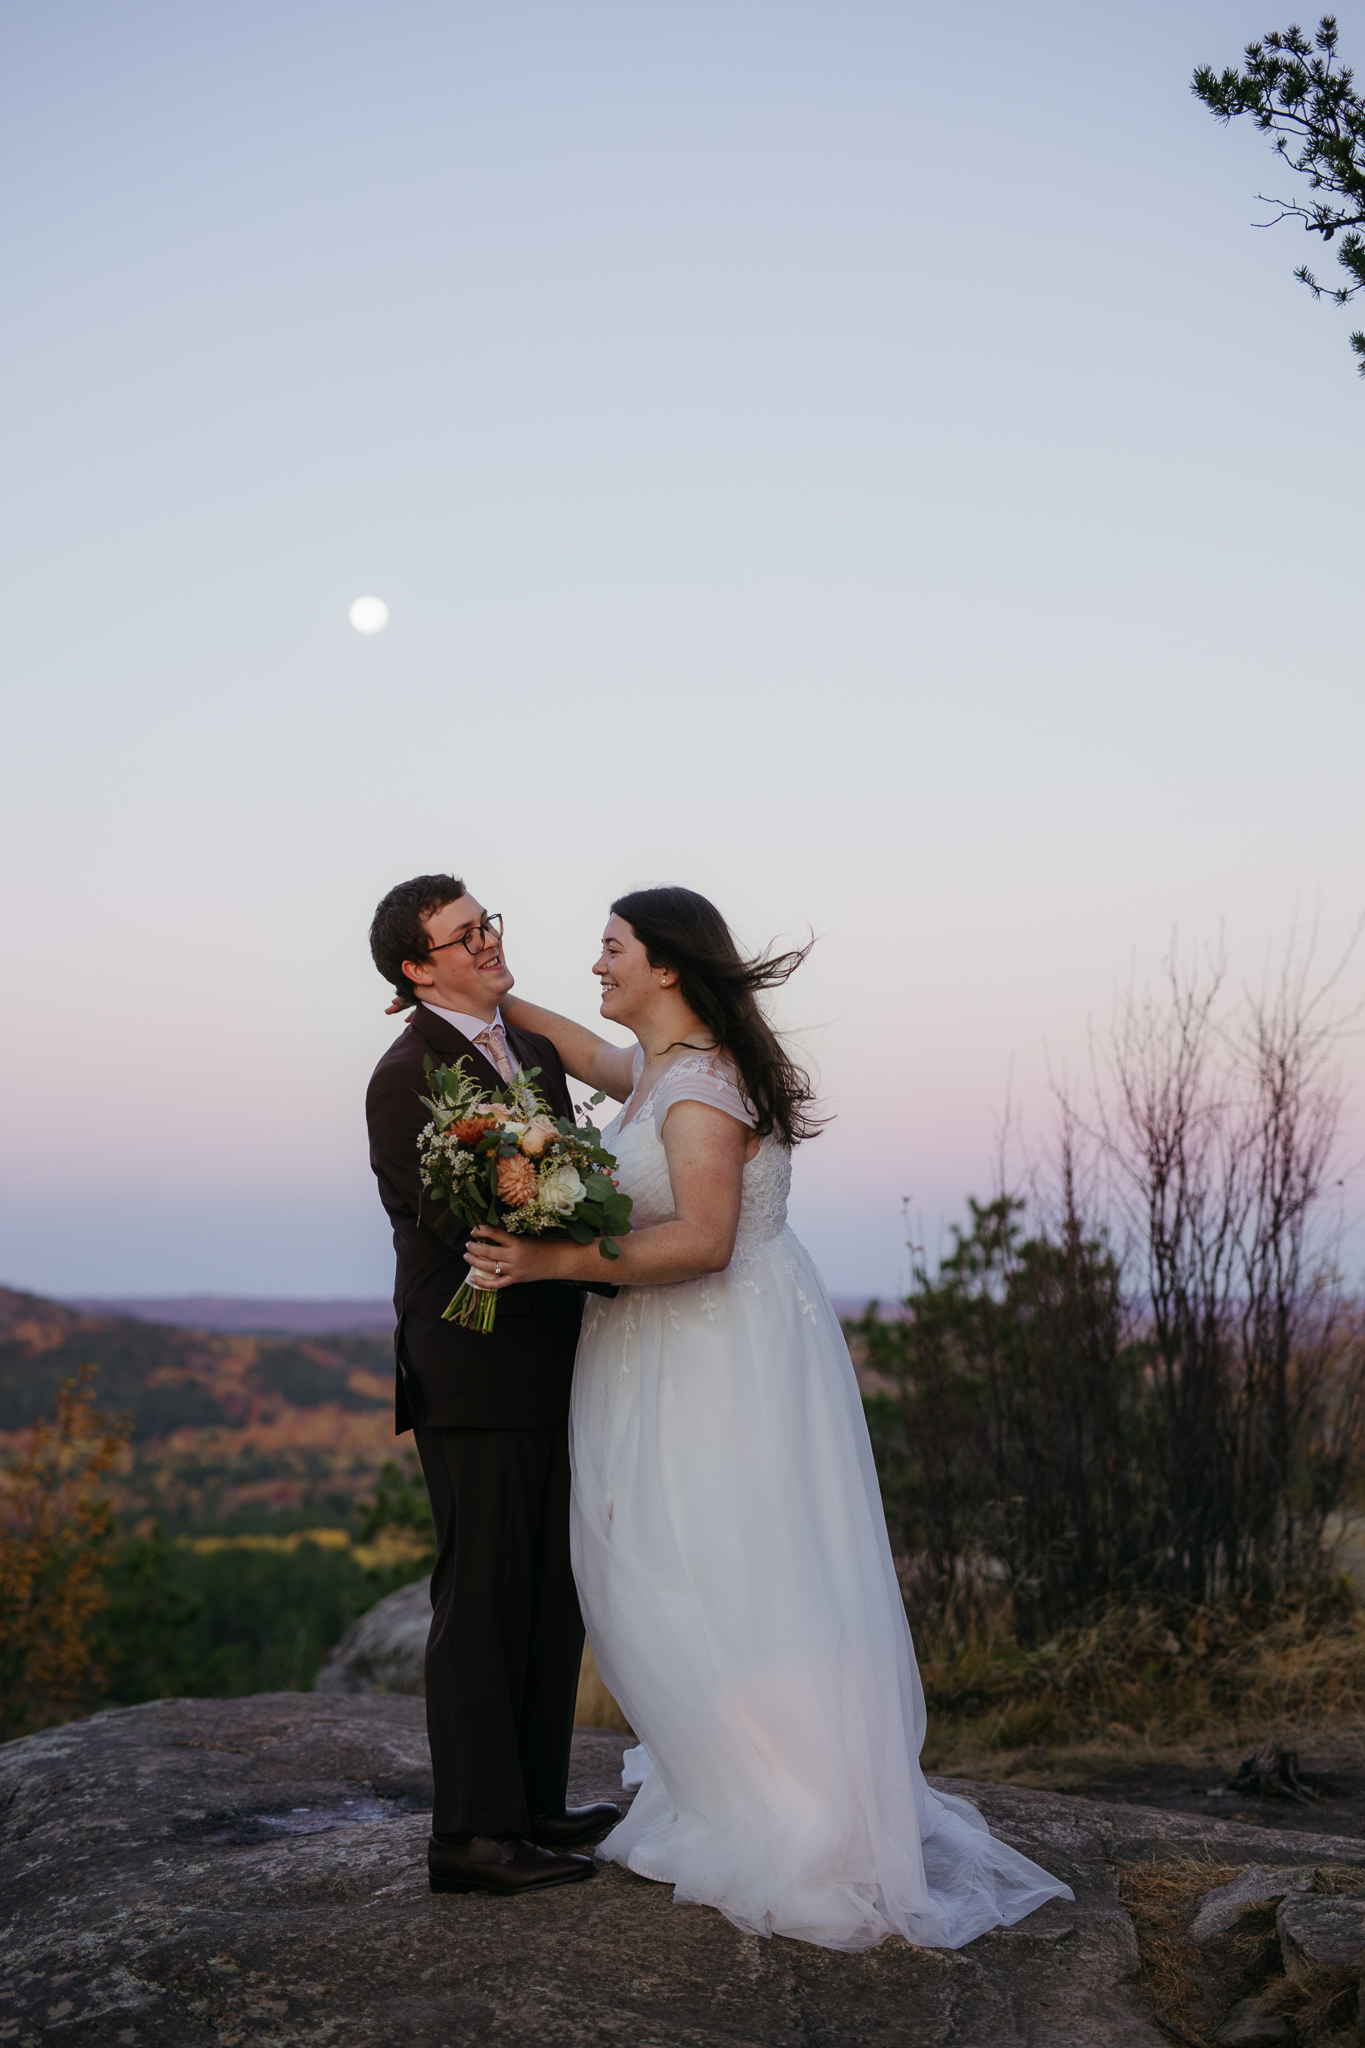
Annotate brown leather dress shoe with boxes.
[529,1802,621,1848]
[428,1833,594,1896]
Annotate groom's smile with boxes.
[402,892,515,1020]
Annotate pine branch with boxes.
[1193,15,1365,371]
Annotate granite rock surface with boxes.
[1275,1890,1365,1976]
[17,1696,1365,2045]
[0,1692,1173,2047]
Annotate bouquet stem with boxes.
[441,1279,499,1334]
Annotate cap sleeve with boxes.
[652,1054,756,1131]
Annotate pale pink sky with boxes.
[2,0,1362,1300]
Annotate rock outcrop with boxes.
[314,1581,631,1734]
[1,1692,1171,2046]
[15,1694,1365,2044]
[1276,1891,1365,1977]
[1190,1864,1316,1943]
[314,1579,429,1696]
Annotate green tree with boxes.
[852,1179,1152,1645]
[95,1456,435,1708]
[1193,16,1365,374]
[354,1451,435,1556]
[98,1524,203,1701]
[100,1538,391,1701]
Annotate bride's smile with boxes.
[592,916,657,1031]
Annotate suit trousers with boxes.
[414,1416,584,1837]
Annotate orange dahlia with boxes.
[454,1117,498,1145]
[497,1154,539,1207]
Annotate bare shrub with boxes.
[855,931,1365,1650]
[1092,937,1363,1605]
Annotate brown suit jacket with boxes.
[366,1005,585,1432]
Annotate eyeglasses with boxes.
[427,912,504,958]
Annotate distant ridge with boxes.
[830,1296,902,1323]
[60,1293,890,1334]
[60,1293,895,1335]
[61,1295,396,1336]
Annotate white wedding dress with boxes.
[569,1051,1073,1952]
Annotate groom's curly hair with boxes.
[611,886,825,1146]
[370,873,466,1011]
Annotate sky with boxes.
[2,0,1362,1303]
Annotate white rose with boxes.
[538,1162,586,1217]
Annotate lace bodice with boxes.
[604,1055,791,1261]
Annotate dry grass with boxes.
[1263,1963,1362,2046]
[575,1642,631,1734]
[1117,1852,1365,2047]
[1119,1854,1243,2042]
[906,1566,1365,2043]
[909,1571,1365,1772]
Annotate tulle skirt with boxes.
[568,1226,1073,1951]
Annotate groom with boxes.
[366,873,618,1894]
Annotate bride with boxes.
[463,886,1072,1952]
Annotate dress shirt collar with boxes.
[420,1000,507,1045]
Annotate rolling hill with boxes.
[0,1286,398,1532]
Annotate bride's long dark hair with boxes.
[611,886,824,1146]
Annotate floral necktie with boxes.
[474,1022,515,1085]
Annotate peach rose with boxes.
[496,1154,539,1207]
[519,1117,558,1159]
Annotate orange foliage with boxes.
[0,1367,130,1739]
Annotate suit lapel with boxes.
[408,1004,504,1095]
[502,1021,541,1084]
[504,1021,572,1121]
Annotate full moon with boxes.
[348,595,390,634]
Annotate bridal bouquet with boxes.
[417,1055,633,1334]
